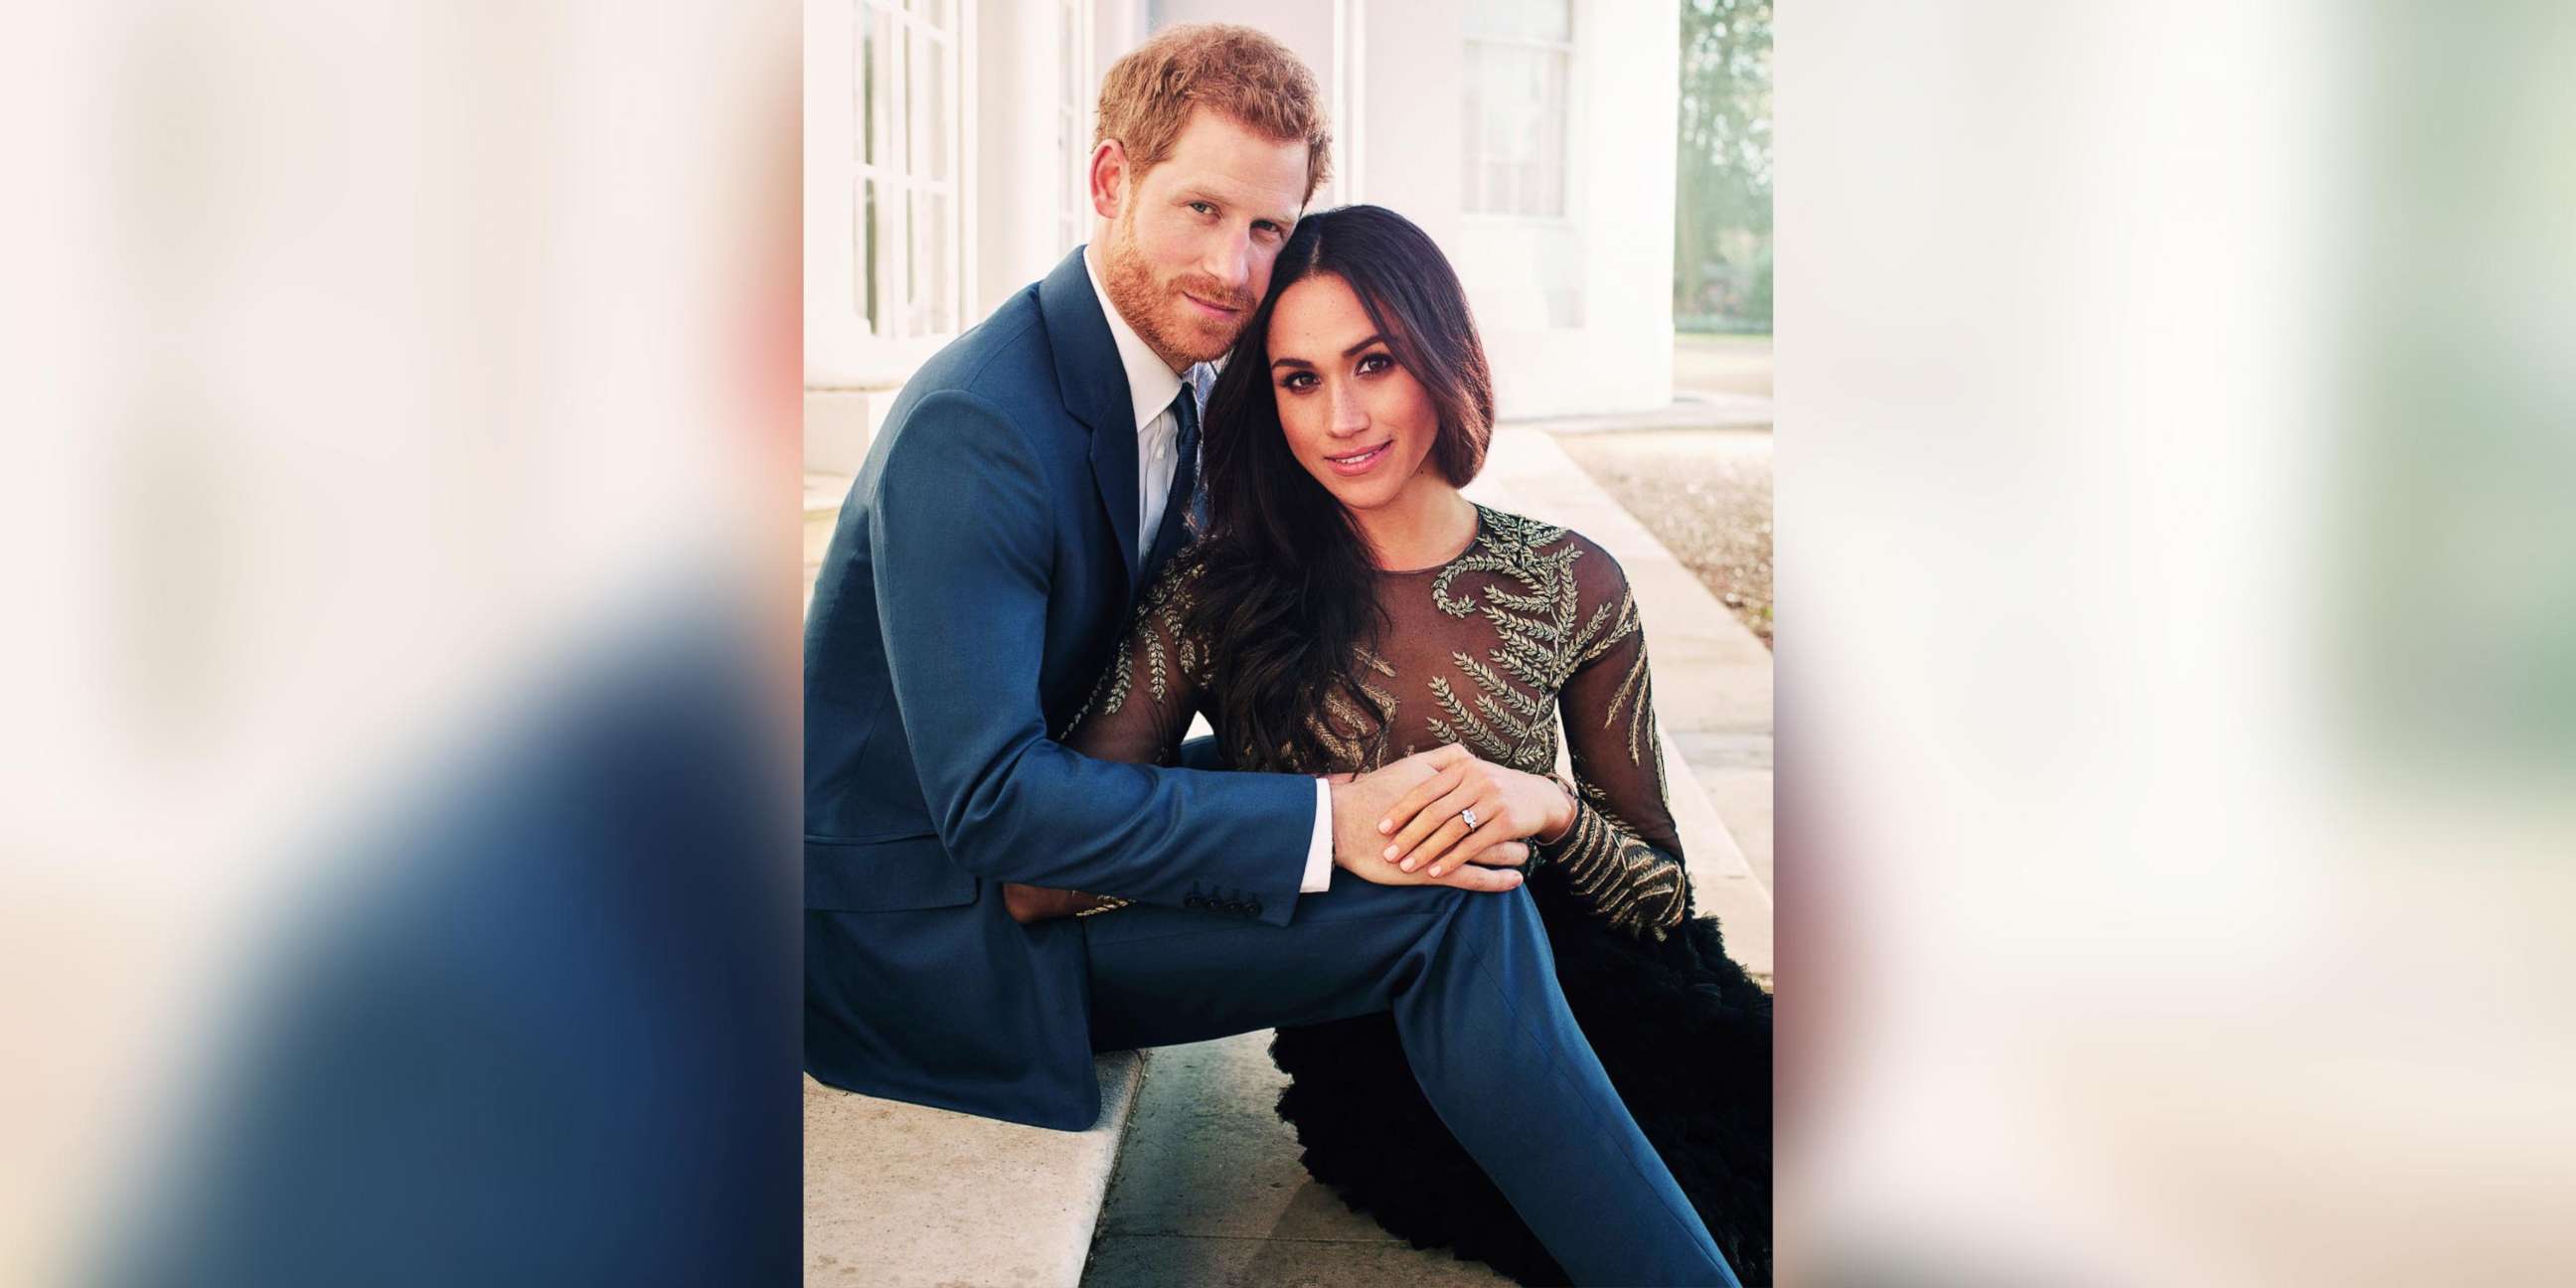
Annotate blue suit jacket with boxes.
[804,247,1316,1130]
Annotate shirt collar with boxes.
[1083,242,1187,437]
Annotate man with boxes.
[805,24,1738,1286]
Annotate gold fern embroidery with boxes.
[1421,507,1589,772]
[1059,555,1207,738]
[1541,785,1687,940]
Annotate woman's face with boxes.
[1264,272,1445,515]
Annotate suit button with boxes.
[1184,895,1206,909]
[1246,900,1263,917]
[1224,899,1248,916]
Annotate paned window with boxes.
[1464,0,1573,219]
[851,0,964,340]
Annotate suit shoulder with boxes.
[891,287,1052,407]
[864,286,1081,462]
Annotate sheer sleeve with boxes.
[998,556,1216,921]
[1534,547,1691,941]
[1058,552,1214,766]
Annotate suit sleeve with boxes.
[872,391,1314,925]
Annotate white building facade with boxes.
[806,0,1679,474]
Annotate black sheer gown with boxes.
[1062,505,1773,1285]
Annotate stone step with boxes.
[1510,390,1775,434]
[1080,1031,1517,1287]
[1671,729,1776,900]
[805,1051,1149,1287]
[1661,726,1775,984]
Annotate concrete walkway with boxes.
[1533,388,1775,434]
[1078,421,1774,1286]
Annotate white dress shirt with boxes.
[1083,245,1336,896]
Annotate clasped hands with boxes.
[1352,741,1576,885]
[1002,743,1573,923]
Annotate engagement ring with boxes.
[1460,807,1479,829]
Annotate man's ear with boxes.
[1088,139,1128,221]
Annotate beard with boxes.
[1099,208,1254,370]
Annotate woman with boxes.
[1008,205,1771,1286]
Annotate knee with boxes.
[1455,877,1533,908]
[1434,880,1540,931]
[1451,880,1552,942]
[1360,879,1536,937]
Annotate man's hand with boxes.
[1000,883,1115,923]
[1329,745,1528,893]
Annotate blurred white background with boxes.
[1781,2,2576,1282]
[2,1,2568,1283]
[3,3,800,1282]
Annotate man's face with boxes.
[1097,108,1310,372]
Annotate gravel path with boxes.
[1551,426,1773,648]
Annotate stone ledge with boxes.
[1661,726,1774,985]
[806,1050,1150,1287]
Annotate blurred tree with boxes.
[1675,0,1773,332]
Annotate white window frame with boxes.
[806,0,979,388]
[1330,0,1368,208]
[1463,2,1575,224]
[1057,0,1095,254]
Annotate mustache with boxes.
[1173,276,1254,312]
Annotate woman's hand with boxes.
[1374,749,1577,880]
[1001,883,1114,924]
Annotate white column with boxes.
[1571,0,1678,413]
[975,5,1069,316]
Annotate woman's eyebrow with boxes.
[1273,335,1385,370]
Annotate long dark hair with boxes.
[1184,205,1495,771]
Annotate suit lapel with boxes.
[1090,419,1143,595]
[1038,247,1142,594]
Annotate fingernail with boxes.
[1401,859,1416,872]
[1382,845,1398,860]
[1377,819,1391,833]
[1429,867,1445,878]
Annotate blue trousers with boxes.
[1082,877,1742,1288]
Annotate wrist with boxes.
[1326,780,1354,865]
[1534,776,1579,846]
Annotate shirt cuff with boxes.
[1300,778,1335,893]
